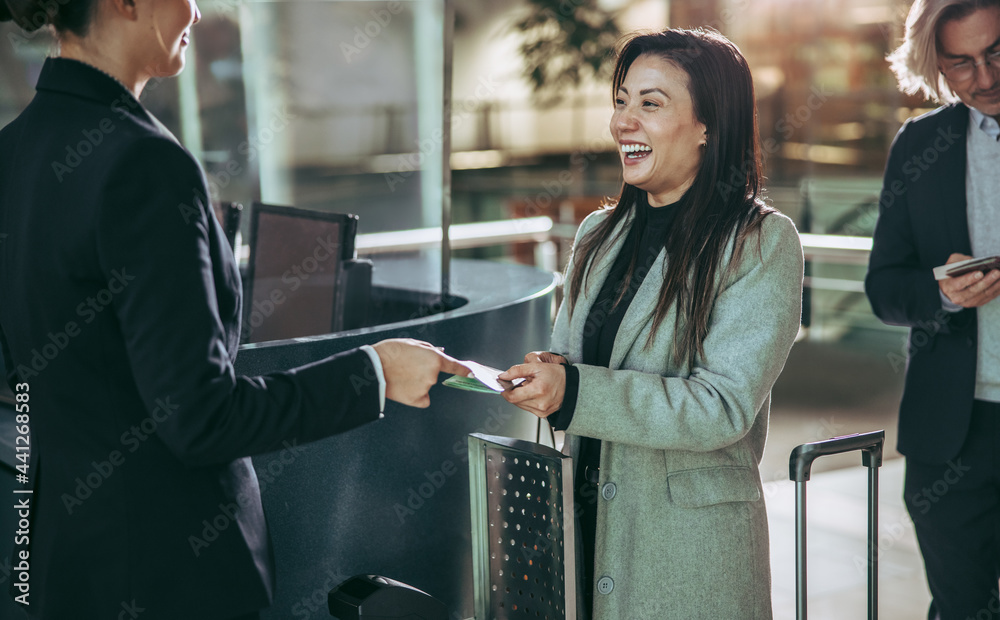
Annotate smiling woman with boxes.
[611,55,707,206]
[500,28,804,619]
[568,28,783,372]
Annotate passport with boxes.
[933,256,1000,280]
[443,360,523,393]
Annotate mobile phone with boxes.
[933,256,1000,280]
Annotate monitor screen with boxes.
[244,204,357,344]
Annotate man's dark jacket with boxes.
[866,103,978,465]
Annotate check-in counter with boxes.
[238,257,556,619]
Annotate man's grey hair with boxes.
[888,0,1000,102]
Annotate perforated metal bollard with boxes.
[468,433,576,620]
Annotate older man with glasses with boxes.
[866,1,1000,619]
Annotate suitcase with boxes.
[788,430,885,620]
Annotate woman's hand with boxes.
[499,362,566,418]
[373,338,470,408]
[523,351,567,365]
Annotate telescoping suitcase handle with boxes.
[788,430,885,620]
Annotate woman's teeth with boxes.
[621,144,652,158]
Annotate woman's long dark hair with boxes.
[567,28,773,368]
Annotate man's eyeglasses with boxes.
[940,50,1000,82]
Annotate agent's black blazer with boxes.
[866,103,978,465]
[0,58,380,618]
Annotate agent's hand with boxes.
[523,351,567,365]
[939,253,1000,308]
[498,363,565,418]
[372,339,470,408]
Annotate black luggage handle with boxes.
[789,430,885,482]
[789,430,885,620]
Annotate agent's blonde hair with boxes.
[888,0,1000,103]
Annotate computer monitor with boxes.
[243,203,358,344]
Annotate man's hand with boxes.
[498,363,565,418]
[372,339,470,408]
[523,351,567,365]
[939,253,1000,308]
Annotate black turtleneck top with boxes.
[547,199,679,614]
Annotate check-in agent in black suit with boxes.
[866,103,1000,620]
[0,58,381,618]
